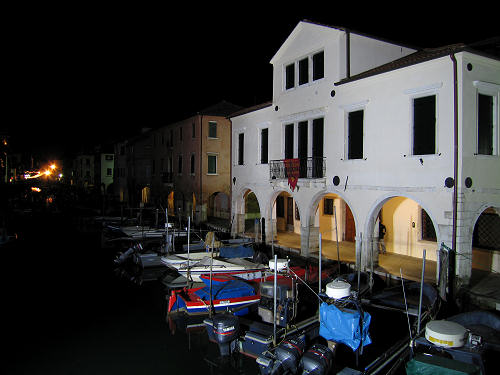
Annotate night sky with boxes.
[4,4,498,158]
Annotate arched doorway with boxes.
[308,192,356,262]
[271,191,301,250]
[244,191,261,235]
[472,206,500,273]
[208,192,230,220]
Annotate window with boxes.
[105,155,113,160]
[192,123,196,138]
[284,124,294,159]
[260,128,268,164]
[413,95,436,155]
[276,196,284,218]
[190,154,195,174]
[421,209,436,241]
[106,168,113,176]
[285,50,324,90]
[208,121,217,138]
[285,63,295,90]
[348,110,364,159]
[238,133,244,165]
[312,51,324,81]
[208,154,217,174]
[312,118,324,177]
[299,57,309,85]
[477,93,495,155]
[178,155,183,174]
[323,198,334,215]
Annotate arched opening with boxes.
[272,191,301,249]
[377,197,437,259]
[141,186,150,204]
[472,207,500,273]
[167,191,175,216]
[306,193,356,262]
[244,191,261,235]
[208,192,230,220]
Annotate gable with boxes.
[270,21,343,65]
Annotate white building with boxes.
[230,21,500,288]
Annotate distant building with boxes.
[114,101,242,227]
[230,20,500,286]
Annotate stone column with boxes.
[362,233,380,270]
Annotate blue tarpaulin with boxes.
[219,245,254,259]
[319,302,372,351]
[195,280,255,300]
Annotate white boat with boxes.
[160,254,268,282]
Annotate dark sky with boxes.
[4,4,498,158]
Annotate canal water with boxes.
[4,211,258,374]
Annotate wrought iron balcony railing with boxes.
[269,157,326,180]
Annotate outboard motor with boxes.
[212,313,240,356]
[300,344,333,375]
[257,335,306,375]
[258,278,297,327]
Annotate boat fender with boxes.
[167,290,177,313]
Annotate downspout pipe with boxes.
[449,53,458,307]
[346,30,351,79]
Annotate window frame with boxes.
[284,49,325,91]
[411,94,437,156]
[260,127,269,164]
[347,109,364,160]
[474,81,499,156]
[323,198,334,215]
[208,121,218,139]
[207,153,218,175]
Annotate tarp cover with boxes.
[219,245,254,259]
[406,354,480,375]
[319,302,372,351]
[195,280,255,300]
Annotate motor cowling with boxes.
[212,313,240,356]
[275,336,305,374]
[257,335,305,375]
[300,344,333,375]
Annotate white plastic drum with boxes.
[325,280,351,299]
[425,320,467,348]
[269,258,288,272]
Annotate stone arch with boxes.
[307,188,359,237]
[470,204,500,273]
[208,191,230,220]
[268,189,302,244]
[232,186,265,236]
[302,188,358,260]
[364,192,441,266]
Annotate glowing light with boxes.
[31,187,41,192]
[50,164,56,170]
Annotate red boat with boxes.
[167,264,333,316]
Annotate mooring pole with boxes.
[273,254,277,346]
[417,249,427,334]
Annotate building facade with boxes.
[230,21,500,287]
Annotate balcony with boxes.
[269,157,326,180]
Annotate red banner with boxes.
[284,158,299,191]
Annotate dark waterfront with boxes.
[3,209,258,374]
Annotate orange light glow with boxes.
[31,187,41,192]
